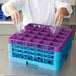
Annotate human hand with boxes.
[6,5,21,24]
[54,8,69,26]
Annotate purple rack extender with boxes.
[8,23,73,52]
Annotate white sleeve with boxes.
[55,0,73,18]
[2,0,23,17]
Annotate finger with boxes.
[16,11,21,23]
[54,13,59,24]
[15,12,19,24]
[11,14,16,24]
[13,12,19,25]
[59,16,64,26]
[57,16,62,26]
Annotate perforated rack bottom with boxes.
[8,23,72,71]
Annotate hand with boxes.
[6,5,21,25]
[54,8,69,26]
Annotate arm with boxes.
[54,0,73,26]
[2,0,23,24]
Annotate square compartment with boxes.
[26,30,34,34]
[30,38,41,43]
[23,37,32,41]
[62,28,69,32]
[50,42,61,47]
[39,40,51,45]
[25,24,33,29]
[53,38,64,43]
[25,33,36,38]
[57,35,66,39]
[34,35,44,39]
[29,30,39,34]
[59,32,68,36]
[17,36,23,40]
[10,33,17,39]
[38,32,48,36]
[25,30,31,33]
[43,36,54,41]
[41,29,50,32]
[47,33,58,37]
[18,32,27,36]
[32,28,42,31]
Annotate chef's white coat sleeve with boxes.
[2,0,23,17]
[55,0,73,18]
